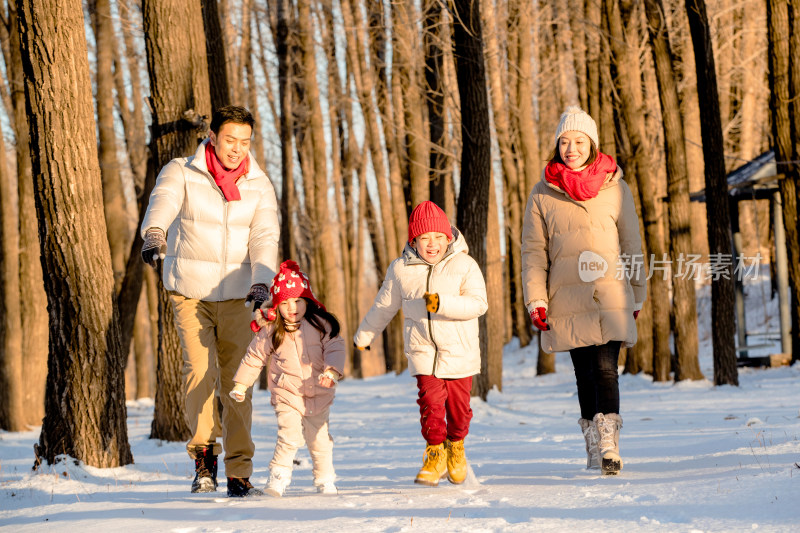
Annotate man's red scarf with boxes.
[205,142,249,201]
[544,152,617,201]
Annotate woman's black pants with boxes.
[569,341,622,420]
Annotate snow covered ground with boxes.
[2,273,799,532]
[1,337,798,532]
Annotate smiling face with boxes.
[209,122,252,170]
[411,231,451,264]
[558,130,592,170]
[278,297,307,324]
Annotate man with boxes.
[141,105,279,497]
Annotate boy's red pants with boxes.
[415,375,473,445]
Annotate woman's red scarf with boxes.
[544,152,617,201]
[205,142,249,201]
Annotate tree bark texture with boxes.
[453,0,492,398]
[201,0,231,111]
[0,117,24,431]
[643,0,703,381]
[3,0,47,428]
[685,0,738,386]
[143,0,211,440]
[17,0,132,466]
[790,0,800,364]
[767,0,800,360]
[89,0,129,293]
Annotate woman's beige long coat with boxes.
[521,168,646,352]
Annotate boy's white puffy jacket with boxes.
[141,139,280,301]
[353,228,488,378]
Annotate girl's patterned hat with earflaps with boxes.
[250,260,325,332]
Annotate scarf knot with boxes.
[544,152,617,201]
[204,142,248,201]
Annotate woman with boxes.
[521,106,646,475]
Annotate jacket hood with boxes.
[401,226,468,265]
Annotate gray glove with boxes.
[141,228,167,268]
[245,283,269,310]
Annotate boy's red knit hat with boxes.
[407,201,453,243]
[263,260,325,322]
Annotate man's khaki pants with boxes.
[270,403,335,485]
[170,293,255,478]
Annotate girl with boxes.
[521,106,646,475]
[230,260,345,496]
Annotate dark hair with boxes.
[270,298,341,353]
[547,138,599,167]
[210,105,255,134]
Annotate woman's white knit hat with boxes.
[554,106,599,148]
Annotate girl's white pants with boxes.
[269,402,335,484]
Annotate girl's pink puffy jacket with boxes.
[233,319,346,416]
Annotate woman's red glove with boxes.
[530,307,550,331]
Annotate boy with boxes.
[354,201,488,486]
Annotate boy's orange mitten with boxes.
[424,292,439,313]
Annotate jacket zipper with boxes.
[220,195,229,298]
[426,264,440,375]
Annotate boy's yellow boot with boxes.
[414,443,447,486]
[446,439,467,484]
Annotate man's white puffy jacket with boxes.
[353,228,488,378]
[141,139,279,301]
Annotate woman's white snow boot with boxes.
[578,418,600,470]
[593,413,623,475]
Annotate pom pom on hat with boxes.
[407,201,453,243]
[554,106,599,149]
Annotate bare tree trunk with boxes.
[768,0,800,361]
[2,0,47,428]
[453,0,493,399]
[673,4,709,257]
[18,0,132,466]
[201,0,231,111]
[552,3,580,106]
[606,0,671,376]
[244,0,266,166]
[790,0,800,364]
[133,285,154,399]
[89,0,129,293]
[273,0,297,262]
[586,0,603,135]
[143,0,211,440]
[615,116,652,374]
[0,120,23,431]
[366,0,407,247]
[515,0,542,224]
[321,0,354,372]
[424,0,448,206]
[344,0,405,373]
[685,0,738,386]
[483,0,530,348]
[569,0,588,108]
[296,0,348,346]
[484,172,503,393]
[537,333,555,375]
[644,0,703,381]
